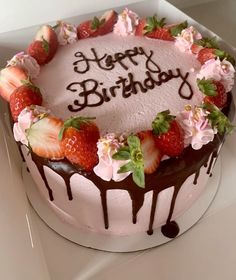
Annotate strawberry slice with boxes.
[77,10,117,39]
[197,78,227,108]
[35,25,58,59]
[27,116,64,160]
[135,18,147,36]
[0,66,28,102]
[137,130,162,174]
[9,80,42,122]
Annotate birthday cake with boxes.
[0,8,235,238]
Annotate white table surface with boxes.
[0,0,236,279]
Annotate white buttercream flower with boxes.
[177,106,216,150]
[13,106,50,146]
[7,52,40,79]
[55,21,78,45]
[113,8,139,36]
[197,58,235,92]
[94,133,131,181]
[175,26,202,53]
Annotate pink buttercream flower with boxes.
[175,26,202,53]
[13,106,50,146]
[7,52,40,79]
[197,58,235,92]
[55,21,78,45]
[113,8,139,36]
[177,105,216,150]
[94,133,131,181]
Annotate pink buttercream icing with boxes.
[94,133,131,181]
[7,52,40,79]
[175,26,202,53]
[177,105,216,150]
[113,8,139,36]
[197,58,235,92]
[13,106,50,146]
[55,21,78,45]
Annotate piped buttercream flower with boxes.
[175,26,202,53]
[13,105,50,146]
[7,52,40,79]
[55,21,78,45]
[197,58,235,92]
[113,8,139,36]
[177,105,216,150]
[94,133,131,182]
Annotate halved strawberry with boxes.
[59,117,100,171]
[197,48,225,65]
[152,110,184,157]
[77,10,117,39]
[0,66,28,102]
[27,116,64,159]
[9,80,42,122]
[197,78,227,108]
[135,18,147,36]
[35,25,58,59]
[137,130,162,174]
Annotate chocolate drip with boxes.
[147,191,158,235]
[207,151,217,175]
[128,190,145,224]
[161,221,180,238]
[193,170,200,185]
[100,190,109,229]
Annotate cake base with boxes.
[23,157,221,252]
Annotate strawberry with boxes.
[27,40,51,65]
[0,66,28,102]
[59,117,100,171]
[77,10,117,39]
[152,110,184,157]
[135,18,147,36]
[197,78,227,108]
[190,44,203,55]
[197,48,226,65]
[27,116,64,159]
[137,130,162,174]
[9,80,42,122]
[35,25,58,59]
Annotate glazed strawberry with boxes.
[137,130,162,174]
[197,48,227,65]
[27,40,51,65]
[77,10,117,39]
[35,25,58,59]
[0,66,28,101]
[197,78,227,108]
[27,116,64,159]
[59,117,100,171]
[152,110,184,157]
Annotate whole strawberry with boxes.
[59,117,100,171]
[10,80,42,122]
[152,110,184,157]
[197,48,225,65]
[197,78,227,108]
[27,39,51,65]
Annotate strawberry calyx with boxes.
[197,78,217,96]
[195,37,219,49]
[42,37,49,54]
[21,78,40,92]
[144,15,166,34]
[58,116,95,140]
[169,20,188,37]
[112,135,145,188]
[91,16,105,30]
[202,103,234,134]
[152,110,176,135]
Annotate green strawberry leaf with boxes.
[152,110,176,135]
[127,135,140,150]
[42,37,49,54]
[170,20,188,37]
[132,166,145,188]
[91,16,105,30]
[144,15,166,34]
[195,37,219,49]
[197,78,217,96]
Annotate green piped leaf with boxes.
[152,110,176,135]
[170,20,188,37]
[202,103,234,135]
[197,78,217,96]
[112,150,130,160]
[132,166,145,188]
[118,161,134,173]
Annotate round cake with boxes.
[1,8,235,239]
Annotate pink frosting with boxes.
[113,8,139,36]
[175,26,202,53]
[93,133,131,181]
[7,52,40,79]
[55,21,78,45]
[13,106,50,146]
[197,58,235,92]
[177,106,216,150]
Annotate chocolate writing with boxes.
[68,46,193,112]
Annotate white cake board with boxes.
[23,158,221,253]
